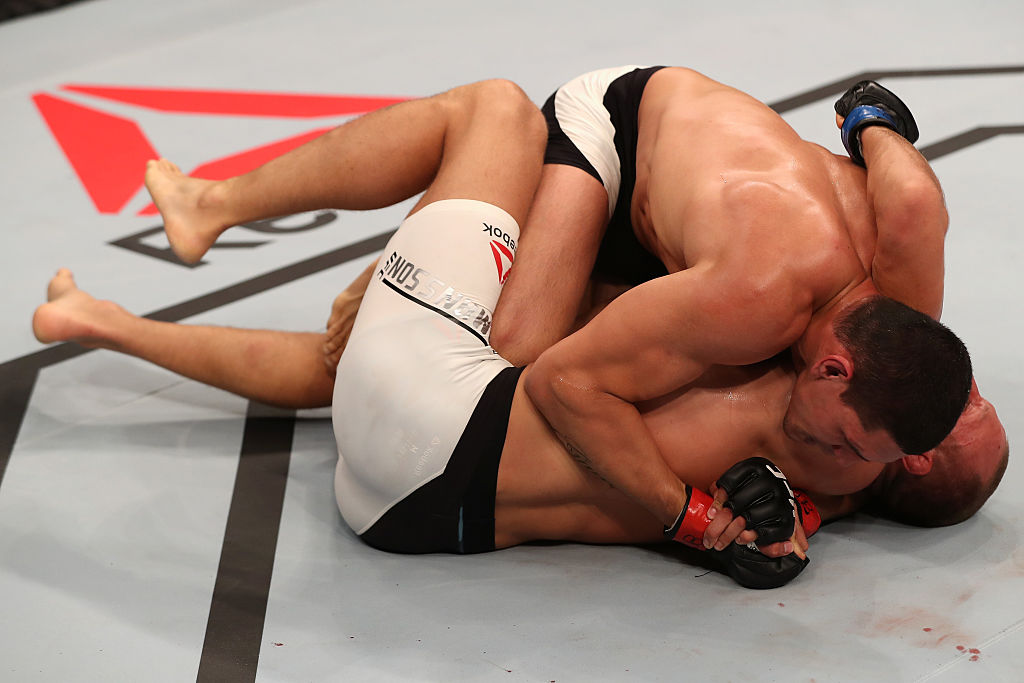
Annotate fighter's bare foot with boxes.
[32,269,125,348]
[144,159,227,264]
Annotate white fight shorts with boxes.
[332,199,522,553]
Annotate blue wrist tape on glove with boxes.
[841,105,897,166]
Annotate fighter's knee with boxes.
[489,322,550,366]
[453,79,546,145]
[483,79,546,143]
[488,317,520,362]
[467,78,530,109]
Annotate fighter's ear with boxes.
[901,452,933,476]
[814,354,853,381]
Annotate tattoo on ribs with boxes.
[556,432,613,487]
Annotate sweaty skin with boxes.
[633,69,877,287]
[497,357,880,549]
[524,67,944,531]
[32,72,998,571]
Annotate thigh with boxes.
[410,79,547,228]
[490,163,608,364]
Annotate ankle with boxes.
[196,179,229,213]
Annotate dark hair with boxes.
[869,441,1009,527]
[834,296,972,454]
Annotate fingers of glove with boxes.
[715,460,763,498]
[737,529,758,546]
[793,517,809,557]
[709,513,749,552]
[723,484,775,516]
[708,482,728,518]
[702,504,737,549]
[834,80,875,116]
[752,539,794,559]
[835,80,918,142]
[743,500,795,544]
[702,503,730,548]
[717,544,810,589]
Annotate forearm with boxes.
[523,366,688,526]
[861,126,948,318]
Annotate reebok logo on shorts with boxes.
[377,250,494,342]
[482,222,515,284]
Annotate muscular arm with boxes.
[524,263,813,526]
[859,126,949,319]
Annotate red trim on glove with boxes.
[793,489,822,537]
[666,487,715,549]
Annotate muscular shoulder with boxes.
[718,176,869,305]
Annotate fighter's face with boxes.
[784,374,905,466]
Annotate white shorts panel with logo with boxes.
[331,199,517,538]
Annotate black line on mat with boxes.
[769,64,1024,113]
[0,0,96,22]
[0,60,1022,683]
[196,402,295,683]
[920,125,1024,161]
[0,228,394,491]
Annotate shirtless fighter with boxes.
[33,79,1008,588]
[515,67,974,536]
[142,67,973,537]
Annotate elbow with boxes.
[523,351,560,412]
[524,350,590,421]
[906,180,948,231]
[883,179,949,239]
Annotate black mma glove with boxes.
[715,457,798,545]
[712,542,810,589]
[711,457,809,589]
[834,80,919,167]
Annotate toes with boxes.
[47,269,77,300]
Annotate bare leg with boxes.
[33,269,334,409]
[145,82,533,264]
[490,164,608,365]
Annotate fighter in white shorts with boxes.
[333,199,525,553]
[34,73,1009,588]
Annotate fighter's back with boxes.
[634,67,876,311]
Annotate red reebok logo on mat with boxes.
[32,85,409,215]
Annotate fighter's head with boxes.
[783,295,972,464]
[867,381,1009,526]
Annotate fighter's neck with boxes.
[793,279,879,366]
